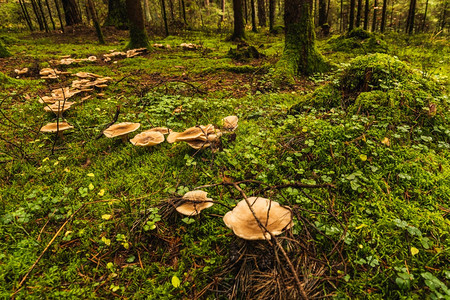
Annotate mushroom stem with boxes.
[57,131,64,140]
[121,134,128,143]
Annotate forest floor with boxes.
[0,27,449,299]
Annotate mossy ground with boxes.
[0,28,449,299]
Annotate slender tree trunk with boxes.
[143,0,151,22]
[318,0,327,27]
[61,0,82,25]
[168,0,175,21]
[221,0,226,22]
[251,0,257,31]
[363,0,369,29]
[340,0,343,31]
[440,1,447,30]
[231,0,245,39]
[125,0,149,48]
[269,0,275,31]
[372,0,377,31]
[161,0,169,36]
[44,0,56,30]
[283,0,328,75]
[380,0,387,31]
[19,0,35,31]
[257,0,266,26]
[405,0,416,34]
[421,0,428,32]
[37,0,50,32]
[53,0,64,31]
[86,0,105,43]
[390,0,394,27]
[30,0,44,30]
[104,0,128,29]
[349,0,356,30]
[356,0,362,27]
[182,0,187,25]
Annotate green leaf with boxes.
[171,275,181,288]
[410,247,419,256]
[359,154,367,161]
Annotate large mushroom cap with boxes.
[147,127,172,135]
[223,197,293,240]
[40,122,74,133]
[130,131,165,146]
[167,127,204,143]
[103,122,140,138]
[223,116,238,131]
[175,190,214,216]
[44,101,75,115]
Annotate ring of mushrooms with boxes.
[40,122,74,139]
[44,101,75,117]
[223,197,293,240]
[175,190,214,216]
[130,130,165,147]
[103,122,140,142]
[167,125,222,149]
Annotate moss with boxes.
[326,29,388,54]
[0,41,11,58]
[346,28,374,40]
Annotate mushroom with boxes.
[40,122,74,139]
[130,131,165,147]
[146,127,172,135]
[44,101,75,117]
[222,115,238,131]
[167,125,221,149]
[175,190,214,216]
[14,68,29,76]
[223,197,293,240]
[167,127,205,143]
[103,122,140,142]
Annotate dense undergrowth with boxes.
[0,29,449,299]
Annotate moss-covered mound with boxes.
[0,41,11,58]
[292,54,448,124]
[326,28,388,54]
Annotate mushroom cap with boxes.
[175,190,214,216]
[146,127,172,135]
[40,122,74,133]
[223,197,293,240]
[130,131,165,146]
[167,127,205,143]
[103,122,141,138]
[44,101,75,113]
[223,116,239,131]
[185,139,211,149]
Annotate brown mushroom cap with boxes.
[223,116,238,131]
[44,101,75,115]
[167,127,205,143]
[130,131,165,146]
[175,190,214,216]
[103,122,141,138]
[146,127,172,135]
[223,197,293,240]
[185,139,211,149]
[40,122,74,133]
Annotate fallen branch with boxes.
[95,106,120,140]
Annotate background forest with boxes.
[0,0,449,299]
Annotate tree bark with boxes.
[257,0,266,26]
[251,0,257,31]
[86,0,105,44]
[53,0,65,32]
[282,0,328,75]
[37,0,49,32]
[405,0,416,34]
[380,0,388,32]
[45,0,56,30]
[19,0,35,31]
[363,0,369,29]
[349,0,356,30]
[356,0,362,27]
[104,0,128,29]
[318,0,327,27]
[372,0,377,31]
[30,0,45,30]
[231,0,246,40]
[125,0,150,48]
[269,0,275,31]
[161,0,169,36]
[421,0,428,32]
[340,0,343,31]
[61,0,82,26]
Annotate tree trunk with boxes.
[86,0,105,44]
[104,0,128,29]
[257,0,266,26]
[61,0,82,26]
[269,0,275,31]
[45,0,56,30]
[37,0,50,32]
[440,1,447,30]
[244,0,248,23]
[318,0,327,27]
[421,0,428,32]
[231,0,245,40]
[340,0,343,31]
[372,0,377,31]
[161,0,169,36]
[168,0,175,21]
[53,0,65,32]
[125,0,149,48]
[283,0,328,75]
[380,0,387,32]
[251,0,257,31]
[182,0,187,25]
[19,0,35,31]
[405,0,416,34]
[356,0,362,27]
[349,0,356,30]
[30,0,45,30]
[363,0,369,29]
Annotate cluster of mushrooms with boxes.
[102,115,238,150]
[175,190,293,240]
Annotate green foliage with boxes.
[326,29,388,54]
[0,41,11,58]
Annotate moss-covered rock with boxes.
[291,54,448,124]
[326,28,388,54]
